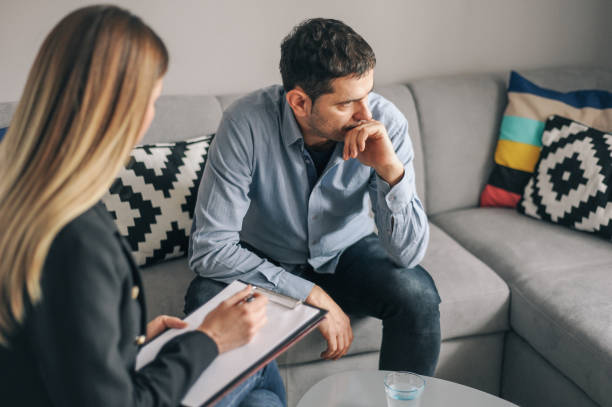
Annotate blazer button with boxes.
[134,335,146,346]
[131,286,140,299]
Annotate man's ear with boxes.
[286,87,312,118]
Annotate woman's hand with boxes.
[197,286,268,353]
[146,315,188,341]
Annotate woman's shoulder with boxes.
[45,202,126,282]
[55,203,118,247]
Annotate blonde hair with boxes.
[0,5,168,345]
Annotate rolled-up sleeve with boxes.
[368,115,429,268]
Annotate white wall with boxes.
[1,0,611,101]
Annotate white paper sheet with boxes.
[135,280,323,407]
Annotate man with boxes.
[186,18,440,374]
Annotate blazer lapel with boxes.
[94,201,148,334]
[114,231,148,334]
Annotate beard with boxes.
[308,112,360,143]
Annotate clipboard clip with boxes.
[238,281,302,309]
[253,286,301,309]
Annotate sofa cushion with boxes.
[139,257,195,319]
[409,74,506,216]
[481,71,612,208]
[432,207,612,284]
[502,332,599,407]
[422,224,509,340]
[519,116,612,240]
[432,207,612,407]
[510,262,612,407]
[276,222,509,365]
[101,134,213,267]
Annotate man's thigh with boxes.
[304,234,440,320]
[184,276,227,315]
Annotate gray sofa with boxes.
[2,66,610,407]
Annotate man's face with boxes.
[306,69,374,142]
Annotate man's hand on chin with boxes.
[343,120,405,187]
[306,285,353,360]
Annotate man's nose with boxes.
[353,100,372,121]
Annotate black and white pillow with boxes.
[518,116,612,239]
[101,134,214,267]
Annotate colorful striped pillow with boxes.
[480,71,612,208]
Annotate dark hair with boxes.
[279,18,376,102]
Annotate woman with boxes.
[0,6,285,407]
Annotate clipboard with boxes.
[135,280,327,407]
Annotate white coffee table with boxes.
[296,370,518,407]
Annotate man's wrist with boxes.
[306,284,320,304]
[375,160,404,187]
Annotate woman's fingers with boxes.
[224,285,254,306]
[163,316,188,329]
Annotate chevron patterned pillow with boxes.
[101,134,214,267]
[518,116,612,239]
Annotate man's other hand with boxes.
[306,285,353,360]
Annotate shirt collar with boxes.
[281,94,305,147]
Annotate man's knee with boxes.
[388,265,441,318]
[184,276,227,315]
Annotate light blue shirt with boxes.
[189,85,429,301]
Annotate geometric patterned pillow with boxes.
[481,71,612,208]
[101,134,214,267]
[518,116,612,239]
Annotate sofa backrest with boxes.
[375,84,426,209]
[408,73,507,216]
[3,67,610,218]
[0,84,426,208]
[408,67,612,216]
[0,102,17,129]
[142,95,223,144]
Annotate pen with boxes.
[235,283,301,308]
[238,286,256,305]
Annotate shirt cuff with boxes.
[276,270,315,302]
[377,169,415,213]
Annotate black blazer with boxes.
[0,203,218,406]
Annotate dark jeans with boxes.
[185,234,441,375]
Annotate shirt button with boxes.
[134,335,146,346]
[131,286,140,299]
